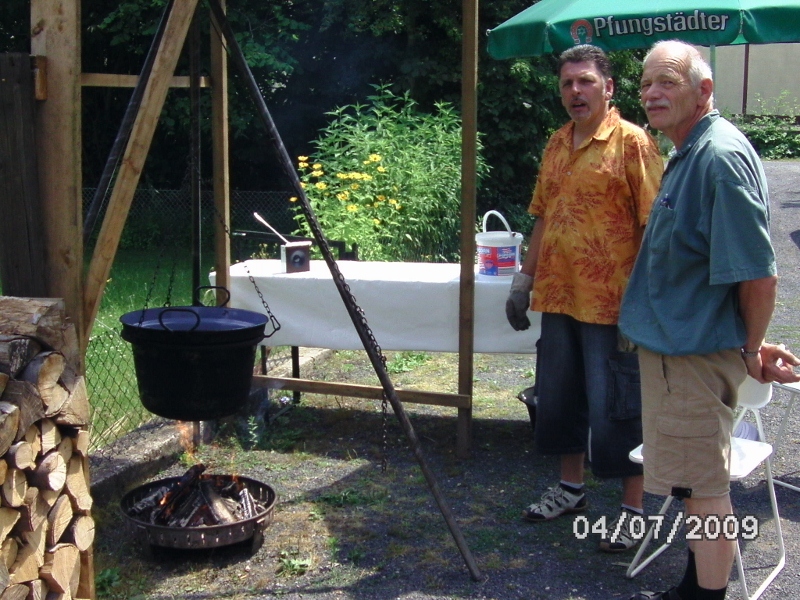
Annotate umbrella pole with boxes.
[710,44,716,78]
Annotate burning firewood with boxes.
[150,464,206,525]
[200,480,236,525]
[128,467,269,529]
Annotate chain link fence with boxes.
[84,187,295,252]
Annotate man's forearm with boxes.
[520,217,545,277]
[738,275,778,350]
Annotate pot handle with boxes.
[195,285,231,307]
[157,308,201,332]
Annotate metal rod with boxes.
[742,44,750,116]
[206,0,482,581]
[83,0,175,246]
[190,9,202,306]
[253,212,290,244]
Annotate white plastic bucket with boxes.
[476,210,523,277]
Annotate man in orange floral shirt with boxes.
[505,45,663,552]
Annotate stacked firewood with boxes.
[0,297,93,600]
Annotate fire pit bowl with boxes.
[120,474,277,553]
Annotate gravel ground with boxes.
[97,160,800,600]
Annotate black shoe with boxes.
[627,588,682,600]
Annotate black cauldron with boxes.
[120,306,267,421]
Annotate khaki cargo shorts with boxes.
[637,347,746,498]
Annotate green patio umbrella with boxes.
[487,0,800,59]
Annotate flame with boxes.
[177,421,196,456]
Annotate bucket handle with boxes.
[195,285,231,307]
[158,308,201,332]
[482,210,514,235]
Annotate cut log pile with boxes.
[0,297,94,600]
[128,465,266,528]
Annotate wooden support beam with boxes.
[457,0,479,458]
[30,0,85,361]
[211,0,231,303]
[80,73,210,88]
[252,375,472,409]
[83,0,201,340]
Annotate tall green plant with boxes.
[292,86,488,262]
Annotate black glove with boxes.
[505,272,533,331]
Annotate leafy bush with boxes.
[292,85,489,262]
[729,92,800,159]
[736,117,800,159]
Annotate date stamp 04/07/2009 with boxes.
[573,512,760,544]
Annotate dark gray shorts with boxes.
[534,313,643,479]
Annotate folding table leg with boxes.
[291,345,301,404]
[772,386,799,492]
[734,456,786,600]
[626,495,677,579]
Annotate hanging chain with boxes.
[164,260,177,308]
[293,199,395,470]
[137,247,165,326]
[211,204,281,337]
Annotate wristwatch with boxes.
[741,347,761,358]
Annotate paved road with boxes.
[764,161,800,351]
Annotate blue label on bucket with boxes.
[478,245,517,276]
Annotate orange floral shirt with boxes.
[529,108,663,324]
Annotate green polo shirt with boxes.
[619,111,776,356]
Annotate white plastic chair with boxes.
[771,381,800,493]
[626,376,785,600]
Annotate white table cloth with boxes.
[213,260,541,353]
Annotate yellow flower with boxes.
[377,195,386,201]
[298,155,309,162]
[313,163,322,169]
[300,182,307,189]
[369,154,382,162]
[395,204,402,210]
[336,173,349,179]
[336,191,350,201]
[350,183,360,190]
[361,174,373,181]
[315,182,327,190]
[389,198,398,205]
[289,197,298,202]
[363,160,371,165]
[377,166,386,173]
[346,204,358,212]
[372,202,380,208]
[299,162,309,168]
[311,170,324,177]
[373,219,381,225]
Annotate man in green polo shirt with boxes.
[619,40,800,600]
